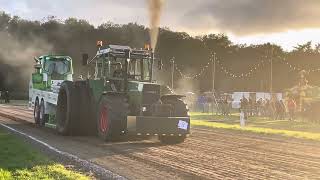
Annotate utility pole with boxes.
[212,52,216,114]
[171,57,175,90]
[212,52,216,91]
[270,47,273,94]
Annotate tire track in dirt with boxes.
[0,106,197,179]
[180,139,316,178]
[1,105,320,179]
[0,116,185,180]
[190,133,320,166]
[186,131,320,177]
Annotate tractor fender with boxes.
[102,91,127,97]
[160,94,185,101]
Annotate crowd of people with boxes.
[217,98,232,116]
[239,96,297,120]
[189,92,299,121]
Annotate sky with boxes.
[1,0,320,51]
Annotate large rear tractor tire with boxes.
[159,97,189,144]
[56,81,78,135]
[97,95,129,141]
[34,98,40,125]
[74,81,97,135]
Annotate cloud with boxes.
[177,0,320,35]
[1,0,320,35]
[0,0,148,25]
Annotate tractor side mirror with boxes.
[82,53,89,66]
[124,50,130,59]
[34,64,42,73]
[158,59,163,70]
[34,64,42,69]
[34,57,40,63]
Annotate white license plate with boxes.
[178,120,189,130]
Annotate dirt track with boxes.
[1,104,320,180]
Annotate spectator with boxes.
[248,98,254,116]
[257,98,263,116]
[287,97,297,121]
[269,99,277,120]
[275,100,282,120]
[198,95,206,113]
[222,97,229,116]
[4,91,10,103]
[279,100,286,119]
[264,99,270,117]
[261,99,266,116]
[240,96,249,119]
[206,95,213,113]
[0,91,3,103]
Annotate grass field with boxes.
[0,128,90,180]
[191,112,320,141]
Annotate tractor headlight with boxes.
[142,106,147,112]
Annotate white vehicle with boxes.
[29,55,73,128]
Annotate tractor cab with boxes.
[32,55,73,91]
[83,44,160,92]
[84,45,155,81]
[44,56,72,79]
[84,44,162,112]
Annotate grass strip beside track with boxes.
[191,112,320,141]
[191,120,320,141]
[0,128,90,180]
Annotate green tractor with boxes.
[35,44,190,144]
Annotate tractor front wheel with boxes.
[75,81,97,135]
[159,97,189,144]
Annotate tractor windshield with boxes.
[44,57,71,75]
[128,59,151,81]
[108,57,151,81]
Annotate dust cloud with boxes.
[0,31,53,91]
[173,65,202,94]
[176,79,200,94]
[147,0,165,51]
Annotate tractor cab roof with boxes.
[38,55,72,62]
[97,45,152,59]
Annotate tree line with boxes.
[0,11,320,96]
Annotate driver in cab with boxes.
[113,63,124,78]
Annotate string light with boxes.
[169,54,320,80]
[215,58,268,79]
[174,61,211,79]
[276,55,320,73]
